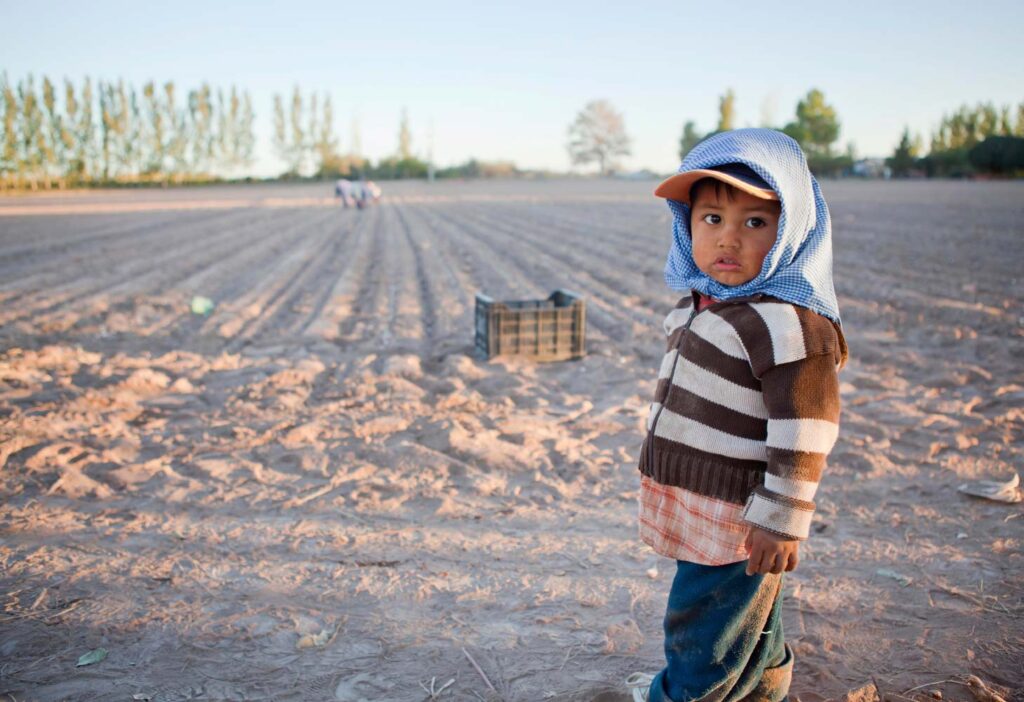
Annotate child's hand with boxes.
[744,526,799,576]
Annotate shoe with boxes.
[624,672,655,702]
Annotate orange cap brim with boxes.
[654,169,779,205]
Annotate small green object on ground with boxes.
[76,648,108,667]
[190,295,215,316]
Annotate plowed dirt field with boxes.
[1,179,1021,701]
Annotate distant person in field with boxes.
[354,177,381,210]
[626,129,848,702]
[334,178,354,208]
[366,180,382,204]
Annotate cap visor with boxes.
[654,169,779,204]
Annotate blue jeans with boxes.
[648,560,793,702]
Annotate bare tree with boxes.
[566,99,631,175]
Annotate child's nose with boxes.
[718,225,742,248]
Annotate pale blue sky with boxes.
[3,0,1021,175]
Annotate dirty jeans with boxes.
[648,560,793,702]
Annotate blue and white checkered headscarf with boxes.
[663,128,841,325]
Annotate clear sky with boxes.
[3,0,1021,176]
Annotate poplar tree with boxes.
[678,120,702,161]
[307,91,319,172]
[349,116,362,157]
[238,90,255,168]
[20,76,45,182]
[61,79,79,178]
[397,108,412,160]
[289,86,305,174]
[98,81,115,178]
[785,88,840,158]
[41,77,62,176]
[272,92,289,170]
[1,74,17,177]
[314,93,339,172]
[142,81,165,174]
[163,82,187,175]
[77,78,95,178]
[116,80,142,175]
[717,89,736,132]
[216,87,230,170]
[188,83,214,173]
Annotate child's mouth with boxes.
[715,257,741,270]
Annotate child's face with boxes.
[690,185,780,287]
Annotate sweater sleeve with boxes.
[738,304,848,540]
[740,352,841,539]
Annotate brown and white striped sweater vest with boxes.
[639,291,849,540]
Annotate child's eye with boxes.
[744,217,766,228]
[702,214,720,225]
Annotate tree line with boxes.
[0,73,490,189]
[678,88,854,176]
[888,101,1024,177]
[5,71,1022,188]
[565,89,854,177]
[1,73,257,188]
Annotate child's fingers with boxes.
[785,550,799,572]
[744,529,754,554]
[769,553,785,575]
[746,545,769,576]
[745,549,761,576]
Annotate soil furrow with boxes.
[0,208,276,326]
[221,209,343,351]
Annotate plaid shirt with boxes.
[639,476,750,565]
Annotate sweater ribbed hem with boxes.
[639,438,765,505]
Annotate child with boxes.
[627,129,848,702]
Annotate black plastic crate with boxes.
[474,289,586,361]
